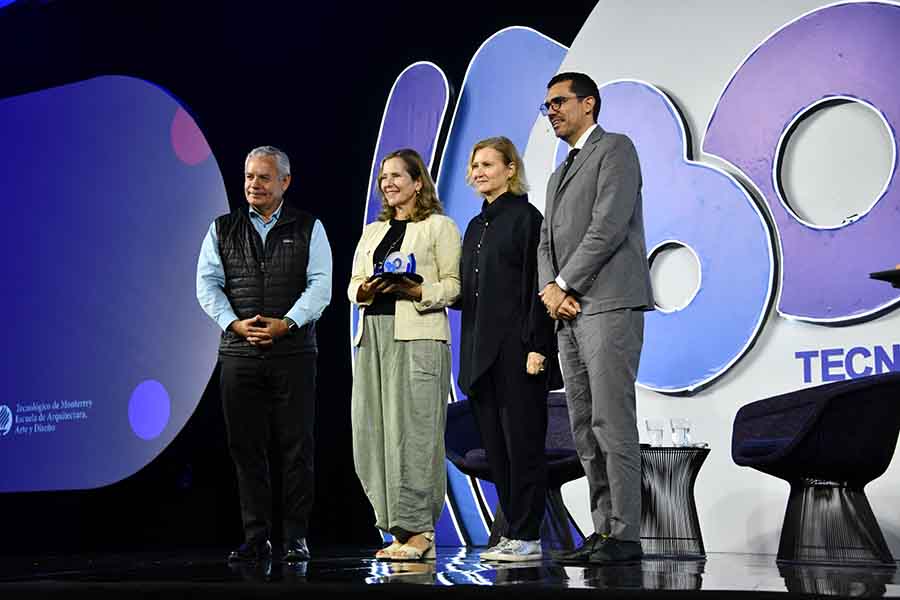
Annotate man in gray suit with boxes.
[537,72,654,563]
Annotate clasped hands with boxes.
[230,315,289,348]
[539,282,581,321]
[356,276,423,303]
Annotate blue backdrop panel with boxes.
[0,75,225,491]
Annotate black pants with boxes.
[220,353,316,544]
[469,340,548,541]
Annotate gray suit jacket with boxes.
[538,126,654,314]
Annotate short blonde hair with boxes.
[375,149,444,222]
[465,136,529,195]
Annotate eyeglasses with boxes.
[539,95,586,116]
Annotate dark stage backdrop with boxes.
[0,0,595,552]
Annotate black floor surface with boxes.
[1,546,898,598]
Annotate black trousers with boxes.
[469,339,548,541]
[220,353,316,544]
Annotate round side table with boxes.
[640,445,710,558]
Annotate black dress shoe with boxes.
[283,537,310,562]
[551,532,604,564]
[227,539,272,563]
[588,538,643,563]
[227,558,273,582]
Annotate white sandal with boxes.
[391,531,435,561]
[375,540,404,560]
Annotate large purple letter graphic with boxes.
[705,2,900,323]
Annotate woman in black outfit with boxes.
[456,136,561,562]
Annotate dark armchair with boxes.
[732,371,900,565]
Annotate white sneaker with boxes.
[479,537,512,561]
[490,539,542,562]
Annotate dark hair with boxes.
[547,72,601,122]
[375,148,444,222]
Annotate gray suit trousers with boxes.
[557,308,643,542]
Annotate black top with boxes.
[456,192,560,395]
[367,219,408,316]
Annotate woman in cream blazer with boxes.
[348,148,461,562]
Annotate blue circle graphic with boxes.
[128,380,171,441]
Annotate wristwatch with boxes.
[283,317,298,334]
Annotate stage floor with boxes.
[1,547,899,598]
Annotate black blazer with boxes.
[455,192,563,395]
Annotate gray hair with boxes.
[245,146,291,178]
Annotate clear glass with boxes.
[644,418,667,446]
[671,418,692,447]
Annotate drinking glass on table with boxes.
[645,418,667,446]
[671,418,692,447]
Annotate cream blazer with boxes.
[349,214,461,345]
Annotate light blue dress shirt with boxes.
[196,203,332,332]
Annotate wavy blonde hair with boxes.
[465,136,529,196]
[376,149,444,222]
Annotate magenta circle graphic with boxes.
[170,107,211,166]
[128,379,171,441]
